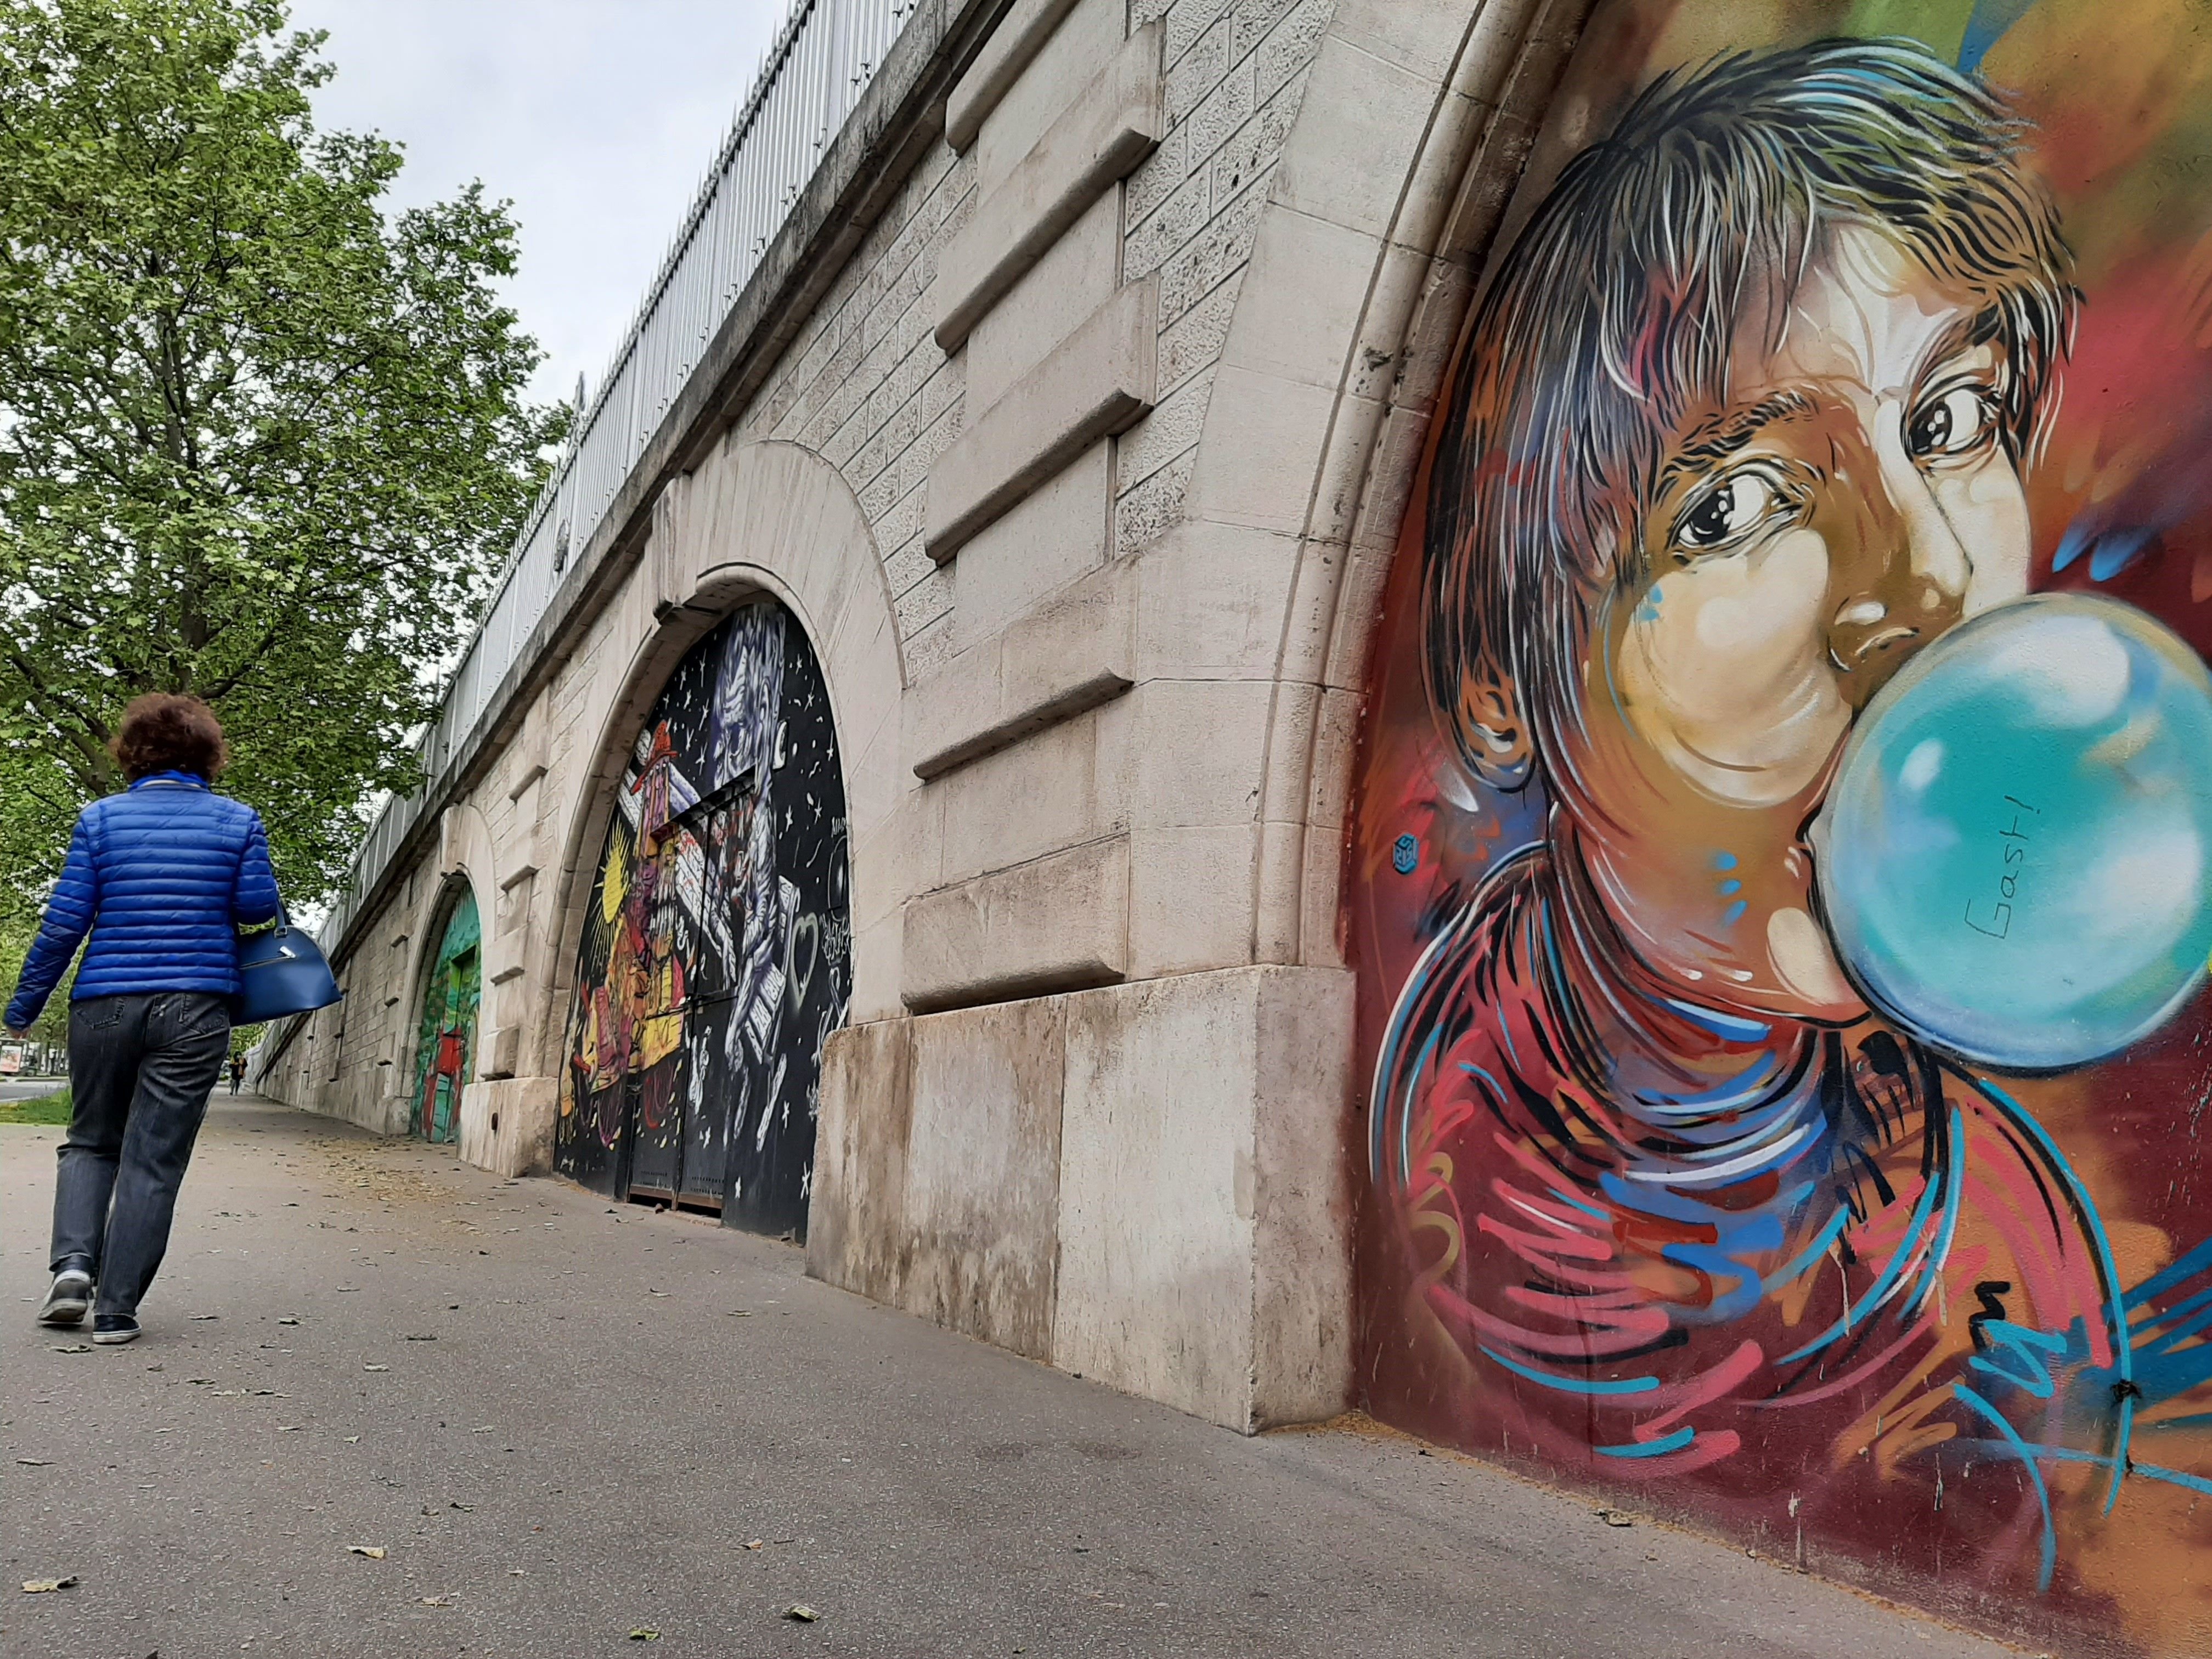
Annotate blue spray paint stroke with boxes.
[1957,0,2041,74]
[2136,1284,2212,1353]
[1658,998,1771,1045]
[1903,1103,1967,1317]
[1370,917,1467,1187]
[1721,899,1748,927]
[1779,1160,1943,1365]
[1954,1385,2058,1593]
[1968,1322,2069,1400]
[1398,1026,1442,1194]
[1763,1206,1850,1295]
[2125,1233,2212,1306]
[1596,1426,1697,1459]
[1479,1344,1659,1396]
[1974,1080,2134,1513]
[1955,1438,2212,1499]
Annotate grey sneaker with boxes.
[91,1314,140,1345]
[37,1269,92,1327]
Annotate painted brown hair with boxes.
[1422,38,2075,795]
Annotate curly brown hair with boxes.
[110,693,229,783]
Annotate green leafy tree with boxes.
[0,0,564,917]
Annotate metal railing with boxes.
[316,0,914,956]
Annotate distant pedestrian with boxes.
[4,694,281,1346]
[228,1054,246,1095]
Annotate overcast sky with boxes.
[287,0,788,407]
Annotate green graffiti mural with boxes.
[412,888,480,1144]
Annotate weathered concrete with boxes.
[945,0,1085,151]
[925,275,1160,558]
[2,1101,2022,1659]
[932,21,1166,349]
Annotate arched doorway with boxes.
[555,596,850,1237]
[411,885,481,1143]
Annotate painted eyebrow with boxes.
[1910,310,2005,394]
[1656,390,1819,496]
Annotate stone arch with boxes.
[541,437,905,1082]
[398,866,484,1142]
[1174,0,1591,969]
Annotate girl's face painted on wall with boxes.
[1570,226,2033,1020]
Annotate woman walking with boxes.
[4,694,280,1345]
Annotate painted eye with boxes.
[1675,473,1779,552]
[1909,385,1996,459]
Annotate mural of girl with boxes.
[1349,4,2212,1641]
[556,597,849,1238]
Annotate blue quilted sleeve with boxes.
[232,811,281,930]
[6,812,100,1029]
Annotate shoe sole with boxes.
[91,1327,140,1345]
[37,1279,92,1326]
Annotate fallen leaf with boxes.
[276,1425,300,1432]
[277,1318,300,1325]
[785,1604,820,1622]
[20,1576,78,1593]
[188,1313,218,1321]
[628,1630,660,1642]
[471,1425,495,1434]
[15,1458,50,1467]
[364,1364,390,1373]
[743,1539,764,1550]
[346,1545,387,1560]
[48,1344,89,1355]
[419,1594,453,1606]
[1596,1509,1635,1528]
[402,1334,437,1342]
[449,1502,474,1512]
[727,1310,753,1318]
[343,1436,360,1444]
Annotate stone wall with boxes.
[260,0,1592,1436]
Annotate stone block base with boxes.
[808,964,1353,1432]
[457,1076,558,1178]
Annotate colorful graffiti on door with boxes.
[1348,3,2212,1643]
[412,888,479,1144]
[555,598,849,1237]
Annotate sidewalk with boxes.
[1,1098,2022,1658]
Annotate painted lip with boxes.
[1830,624,1920,674]
[1674,733,1769,775]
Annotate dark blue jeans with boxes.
[53,992,231,1317]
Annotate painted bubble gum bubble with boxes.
[1812,592,2212,1071]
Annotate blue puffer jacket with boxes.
[5,771,283,1029]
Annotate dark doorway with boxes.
[554,599,850,1237]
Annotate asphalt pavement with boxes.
[1,1096,2027,1659]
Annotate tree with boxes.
[0,0,564,916]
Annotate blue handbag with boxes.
[236,907,343,1024]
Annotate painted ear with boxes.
[1451,661,1533,791]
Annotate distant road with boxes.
[0,1077,64,1103]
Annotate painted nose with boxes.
[1827,411,1970,695]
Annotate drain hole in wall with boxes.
[490,1111,500,1133]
